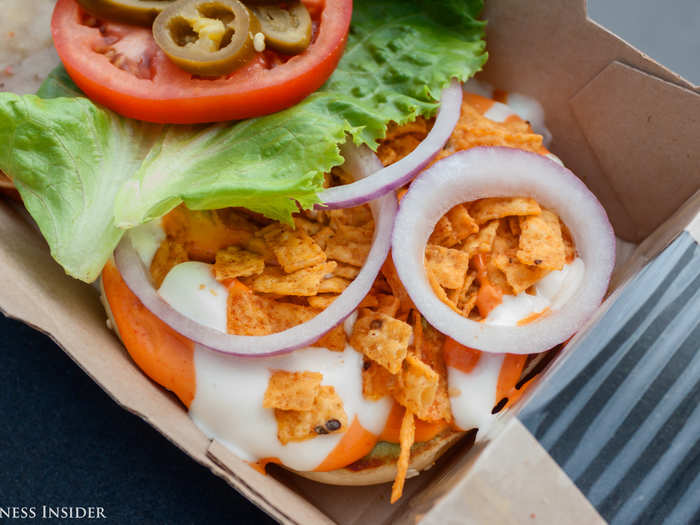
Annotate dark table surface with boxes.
[1,2,698,524]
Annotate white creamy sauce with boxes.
[158,261,229,333]
[483,101,515,124]
[129,219,165,269]
[447,258,584,433]
[448,353,504,433]
[190,344,392,470]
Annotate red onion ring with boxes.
[392,147,615,354]
[113,191,397,359]
[318,79,463,208]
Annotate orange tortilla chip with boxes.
[214,246,265,281]
[250,262,337,296]
[245,235,278,265]
[362,359,396,401]
[312,324,347,352]
[265,226,327,274]
[425,244,470,290]
[390,409,415,504]
[263,371,323,411]
[308,294,339,310]
[350,312,412,374]
[469,197,541,225]
[332,262,361,280]
[517,210,566,270]
[429,215,459,247]
[267,301,318,332]
[318,276,350,294]
[325,237,371,267]
[446,204,479,241]
[375,294,401,317]
[392,355,439,420]
[227,281,273,335]
[150,238,189,288]
[328,206,373,228]
[381,255,415,314]
[460,220,499,259]
[275,386,348,445]
[293,216,323,237]
[334,222,374,244]
[493,253,548,295]
[414,326,453,422]
[312,226,335,251]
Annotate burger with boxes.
[0,0,615,503]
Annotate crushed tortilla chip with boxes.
[275,386,348,445]
[429,215,459,247]
[312,324,347,352]
[264,225,327,274]
[414,325,453,422]
[392,355,439,420]
[227,281,273,335]
[293,216,323,237]
[447,204,479,241]
[460,220,499,259]
[358,294,380,309]
[250,262,337,296]
[267,301,318,332]
[246,235,278,265]
[312,226,335,251]
[325,237,371,267]
[390,409,415,504]
[150,238,189,288]
[381,255,415,314]
[308,294,339,309]
[362,359,396,400]
[375,294,401,317]
[425,244,470,290]
[493,253,548,295]
[350,311,412,374]
[263,371,322,411]
[334,222,374,244]
[328,206,373,228]
[434,102,544,161]
[469,197,541,225]
[508,216,521,237]
[517,209,566,270]
[333,263,361,280]
[214,246,265,281]
[318,276,350,294]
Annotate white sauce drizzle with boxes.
[448,258,584,433]
[158,261,229,333]
[128,218,164,269]
[190,344,392,470]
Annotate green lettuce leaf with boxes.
[0,0,486,282]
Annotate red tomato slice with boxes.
[51,0,352,123]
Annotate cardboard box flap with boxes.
[418,419,604,525]
[570,61,700,239]
[479,0,700,242]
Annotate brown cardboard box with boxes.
[0,0,698,523]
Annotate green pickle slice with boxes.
[249,2,311,54]
[77,0,176,26]
[153,0,260,77]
